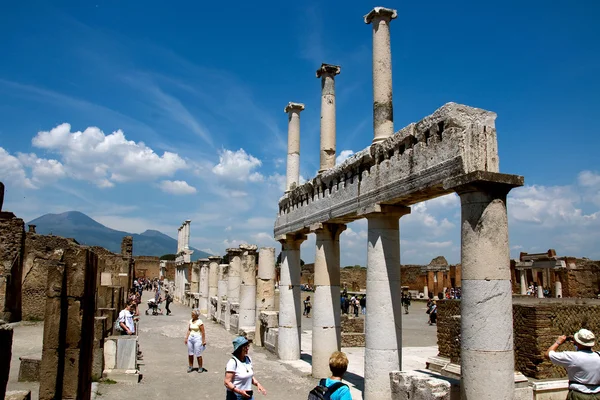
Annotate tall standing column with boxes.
[445,172,523,400]
[177,228,182,254]
[519,270,527,295]
[284,102,305,192]
[276,233,307,361]
[360,204,410,400]
[311,223,346,378]
[239,244,258,332]
[256,247,276,347]
[364,7,397,145]
[226,248,243,332]
[184,220,191,250]
[208,256,220,320]
[217,264,229,326]
[316,64,341,172]
[199,259,210,316]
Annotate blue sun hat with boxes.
[232,336,250,353]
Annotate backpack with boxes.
[307,379,346,400]
[114,314,124,333]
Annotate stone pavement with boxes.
[5,295,438,399]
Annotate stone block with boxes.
[116,336,137,370]
[390,371,457,400]
[5,390,32,400]
[238,327,255,341]
[18,355,41,382]
[102,368,141,384]
[104,338,117,369]
[100,272,112,286]
[260,311,279,328]
[230,314,239,333]
[264,327,278,355]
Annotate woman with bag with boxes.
[224,336,267,399]
[184,309,207,373]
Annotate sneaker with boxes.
[187,366,193,373]
[198,368,207,373]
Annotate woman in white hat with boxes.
[224,336,267,399]
[546,328,600,399]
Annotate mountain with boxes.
[27,211,212,260]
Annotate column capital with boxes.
[443,171,524,195]
[364,7,398,24]
[239,244,258,253]
[208,255,222,262]
[284,102,305,113]
[226,248,244,256]
[309,222,347,235]
[275,233,307,245]
[185,219,192,224]
[357,203,411,218]
[316,63,341,78]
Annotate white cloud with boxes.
[335,150,354,165]
[212,148,263,182]
[17,152,65,183]
[32,123,188,187]
[0,148,36,189]
[578,171,600,187]
[158,180,197,195]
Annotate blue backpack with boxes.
[307,379,346,400]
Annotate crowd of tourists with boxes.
[526,283,553,297]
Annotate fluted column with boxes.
[316,63,341,172]
[255,247,276,347]
[360,204,410,400]
[445,171,523,400]
[311,223,346,377]
[276,233,307,360]
[364,7,397,145]
[284,102,305,192]
[239,244,258,332]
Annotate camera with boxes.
[566,335,575,343]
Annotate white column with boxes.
[364,7,397,145]
[519,270,527,295]
[448,173,522,400]
[537,285,544,298]
[555,281,562,298]
[177,228,182,253]
[184,220,191,250]
[217,264,228,325]
[239,244,258,331]
[316,63,341,173]
[256,247,276,347]
[276,234,306,360]
[311,223,346,378]
[423,285,428,299]
[199,260,209,316]
[226,248,243,332]
[361,205,410,400]
[208,256,220,319]
[284,102,305,192]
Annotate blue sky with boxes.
[1,1,599,266]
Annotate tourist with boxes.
[402,293,411,314]
[340,295,347,315]
[546,329,600,398]
[184,309,207,373]
[303,295,312,317]
[353,296,360,317]
[165,289,173,316]
[224,336,267,399]
[312,351,351,400]
[118,302,137,335]
[360,295,366,315]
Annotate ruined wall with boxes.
[436,298,600,379]
[401,265,424,291]
[562,258,600,298]
[164,261,176,281]
[90,246,130,289]
[0,216,25,322]
[134,256,160,279]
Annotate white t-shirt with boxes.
[118,309,135,333]
[226,356,253,391]
[549,350,600,393]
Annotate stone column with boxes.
[444,171,523,400]
[519,270,527,295]
[284,102,305,192]
[177,228,182,254]
[360,204,410,400]
[311,223,346,378]
[239,244,258,333]
[217,264,228,325]
[316,63,341,172]
[0,321,12,399]
[226,248,243,332]
[276,233,307,360]
[208,256,220,319]
[185,220,191,250]
[555,280,562,298]
[537,285,544,298]
[364,7,397,145]
[199,259,209,316]
[423,285,428,299]
[427,271,435,297]
[256,247,276,347]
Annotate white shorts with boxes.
[187,335,205,357]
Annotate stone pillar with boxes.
[311,223,346,378]
[217,264,228,324]
[519,271,527,295]
[284,102,305,192]
[537,285,544,298]
[177,228,182,253]
[184,220,191,250]
[276,233,307,360]
[0,321,12,399]
[445,171,523,400]
[239,245,258,334]
[360,204,410,400]
[28,224,36,233]
[555,280,562,298]
[208,256,220,318]
[364,7,397,145]
[199,259,209,316]
[423,285,428,299]
[0,214,25,322]
[316,63,341,172]
[256,247,276,347]
[427,271,435,297]
[226,248,243,332]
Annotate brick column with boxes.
[444,171,523,400]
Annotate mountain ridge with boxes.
[27,211,211,260]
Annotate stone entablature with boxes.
[275,103,499,237]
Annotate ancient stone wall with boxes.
[134,256,160,279]
[164,261,176,281]
[562,258,600,298]
[401,265,423,291]
[436,298,600,379]
[90,246,130,289]
[0,216,25,322]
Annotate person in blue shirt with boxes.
[323,351,352,400]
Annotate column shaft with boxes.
[256,248,276,347]
[363,206,409,400]
[199,262,209,316]
[311,223,345,377]
[519,271,527,295]
[226,249,243,332]
[284,103,305,192]
[239,245,258,331]
[208,257,220,320]
[317,64,340,172]
[217,264,228,325]
[277,235,305,361]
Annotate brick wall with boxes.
[0,216,25,321]
[134,256,160,279]
[436,300,461,363]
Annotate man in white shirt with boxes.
[118,303,137,335]
[546,329,600,399]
